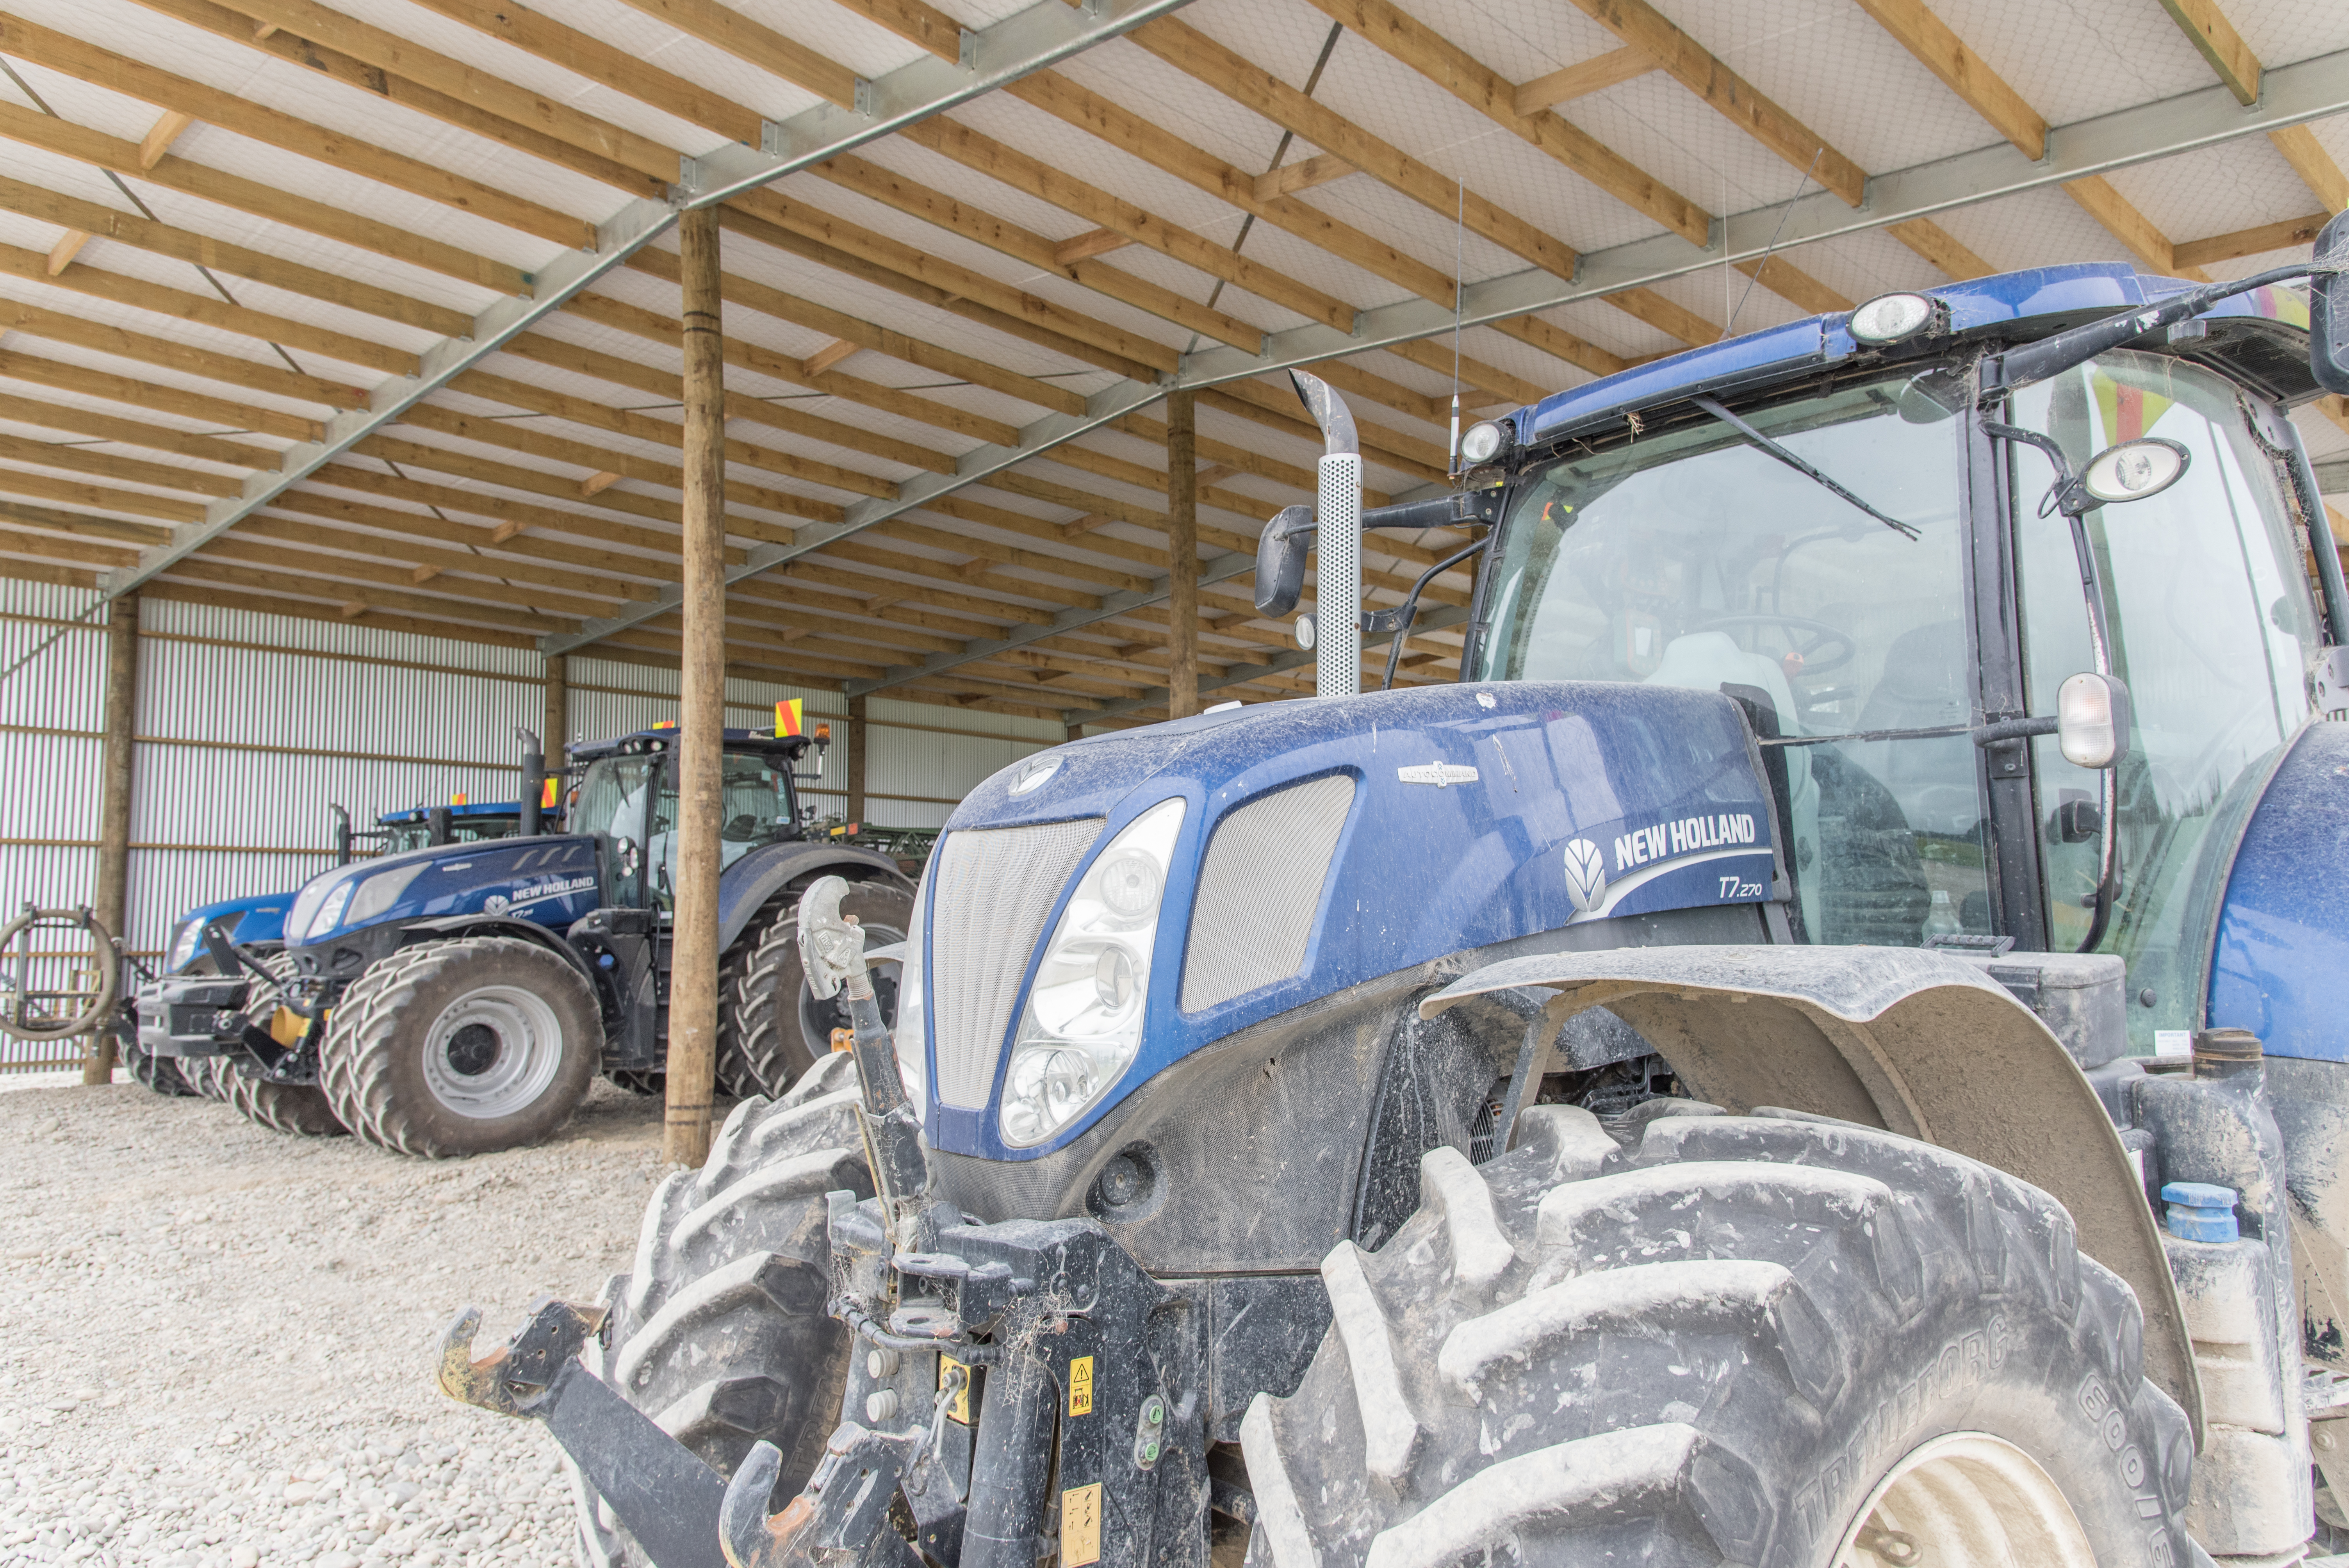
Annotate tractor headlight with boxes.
[999,798,1186,1147]
[1459,419,1510,465]
[1848,292,1942,345]
[305,882,355,939]
[167,920,203,972]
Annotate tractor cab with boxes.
[564,724,826,912]
[1457,264,2342,1056]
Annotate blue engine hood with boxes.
[286,833,601,946]
[170,892,293,964]
[2207,722,2349,1059]
[925,681,1779,1158]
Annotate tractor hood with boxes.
[166,892,292,970]
[283,834,601,953]
[917,681,1781,1160]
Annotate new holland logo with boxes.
[1561,838,1607,913]
[1397,761,1479,787]
[488,875,597,916]
[1010,755,1062,796]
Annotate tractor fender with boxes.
[716,843,913,953]
[395,914,601,988]
[1420,941,2205,1445]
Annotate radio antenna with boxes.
[1727,146,1823,337]
[1449,179,1465,474]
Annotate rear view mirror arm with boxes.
[1370,535,1490,691]
[1252,489,1505,618]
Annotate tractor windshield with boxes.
[2009,350,2319,1049]
[1473,373,1977,945]
[648,752,800,910]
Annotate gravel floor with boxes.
[0,1076,685,1567]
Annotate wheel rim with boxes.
[795,924,903,1060]
[420,984,565,1119]
[1832,1431,2095,1568]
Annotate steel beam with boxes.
[89,0,1198,606]
[2317,455,2349,495]
[819,43,2349,701]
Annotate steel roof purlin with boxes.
[86,0,1203,613]
[675,40,2349,705]
[1186,41,2349,390]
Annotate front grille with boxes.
[927,818,1103,1109]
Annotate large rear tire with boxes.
[724,880,911,1099]
[211,953,347,1137]
[1241,1106,2197,1568]
[319,936,600,1158]
[570,1052,870,1567]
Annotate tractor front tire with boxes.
[725,880,913,1099]
[121,1033,198,1097]
[320,937,600,1158]
[209,953,347,1137]
[570,1052,870,1567]
[177,1053,231,1102]
[1242,1107,2196,1568]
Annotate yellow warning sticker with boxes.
[1068,1355,1094,1417]
[1062,1482,1102,1568]
[941,1355,971,1425]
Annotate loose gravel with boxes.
[0,1076,683,1567]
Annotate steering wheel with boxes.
[1693,614,1856,677]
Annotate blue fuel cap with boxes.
[2161,1181,2240,1243]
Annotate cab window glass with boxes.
[1476,376,1980,944]
[2010,350,2317,1047]
[652,753,800,907]
[574,757,656,909]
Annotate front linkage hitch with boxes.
[438,878,1214,1568]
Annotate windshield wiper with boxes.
[1690,394,1922,540]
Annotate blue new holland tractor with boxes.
[137,725,911,1154]
[437,223,2349,1568]
[125,791,567,1104]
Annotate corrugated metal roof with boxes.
[0,0,2336,726]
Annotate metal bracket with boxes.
[723,1424,926,1568]
[958,27,981,71]
[854,77,878,117]
[438,1298,729,1568]
[797,875,868,1001]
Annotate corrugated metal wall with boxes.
[0,577,1063,1070]
[1,580,109,1070]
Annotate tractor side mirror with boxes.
[426,805,454,846]
[1255,504,1314,616]
[2057,672,2130,769]
[2312,210,2349,396]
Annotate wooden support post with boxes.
[1166,389,1199,720]
[664,205,725,1169]
[88,592,138,1084]
[543,652,568,757]
[847,694,868,825]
